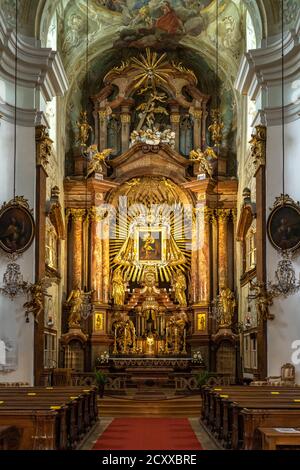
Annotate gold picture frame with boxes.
[94,312,105,332]
[0,197,35,255]
[197,313,207,333]
[134,226,167,265]
[267,194,300,253]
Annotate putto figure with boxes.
[189,147,217,179]
[86,146,113,178]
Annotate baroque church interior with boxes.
[1,0,300,453]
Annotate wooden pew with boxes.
[255,427,300,450]
[0,386,98,450]
[241,407,300,450]
[0,409,61,450]
[201,385,300,450]
[0,425,20,450]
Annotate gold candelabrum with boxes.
[112,313,188,356]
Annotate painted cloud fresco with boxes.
[95,0,220,48]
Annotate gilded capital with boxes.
[121,113,131,124]
[190,109,202,120]
[66,208,86,221]
[217,208,231,221]
[35,125,53,169]
[170,113,181,124]
[249,124,266,173]
[98,110,108,123]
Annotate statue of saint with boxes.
[172,270,187,307]
[76,111,92,147]
[66,285,84,329]
[219,287,236,328]
[112,268,126,306]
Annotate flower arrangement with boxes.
[191,350,204,364]
[96,351,109,365]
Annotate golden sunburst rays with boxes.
[130,48,173,91]
[109,178,192,284]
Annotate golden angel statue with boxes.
[208,111,224,145]
[66,285,92,329]
[76,111,93,147]
[86,146,113,179]
[249,281,274,322]
[23,278,52,323]
[111,268,126,306]
[172,269,187,307]
[219,287,236,328]
[189,148,217,179]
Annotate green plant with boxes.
[196,371,216,388]
[94,369,108,386]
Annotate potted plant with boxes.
[94,370,108,398]
[196,371,217,391]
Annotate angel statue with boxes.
[76,111,93,147]
[172,269,187,307]
[23,278,52,323]
[219,287,236,328]
[189,147,217,179]
[249,281,274,322]
[111,268,126,306]
[86,146,113,179]
[66,284,92,329]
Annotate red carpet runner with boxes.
[93,418,202,450]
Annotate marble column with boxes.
[192,108,202,150]
[191,212,199,303]
[69,209,85,289]
[102,218,110,304]
[89,207,103,303]
[197,207,212,302]
[120,113,131,153]
[99,109,108,151]
[201,101,208,149]
[218,209,231,289]
[211,212,218,299]
[169,102,180,152]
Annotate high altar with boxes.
[61,49,238,377]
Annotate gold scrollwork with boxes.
[249,125,266,173]
[35,125,53,169]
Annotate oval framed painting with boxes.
[0,198,35,255]
[267,196,300,252]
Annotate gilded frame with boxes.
[267,195,300,253]
[0,197,35,255]
[134,226,167,265]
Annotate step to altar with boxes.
[98,391,202,417]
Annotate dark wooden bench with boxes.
[255,427,300,450]
[0,386,98,449]
[201,385,300,450]
[0,425,20,450]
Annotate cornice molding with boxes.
[235,21,300,102]
[0,101,50,127]
[252,100,300,127]
[0,12,68,102]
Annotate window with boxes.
[250,335,257,369]
[44,332,57,368]
[246,229,256,271]
[243,333,257,370]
